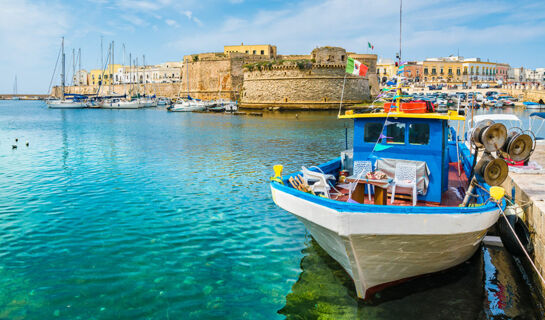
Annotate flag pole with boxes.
[338,74,347,117]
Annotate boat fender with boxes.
[497,203,533,257]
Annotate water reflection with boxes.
[280,238,540,319]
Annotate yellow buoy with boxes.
[270,165,284,184]
[490,186,505,202]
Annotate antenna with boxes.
[399,0,402,63]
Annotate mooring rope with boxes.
[475,183,545,287]
[496,202,545,286]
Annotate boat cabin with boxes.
[340,110,465,204]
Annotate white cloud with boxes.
[169,0,545,68]
[0,0,70,93]
[165,19,179,27]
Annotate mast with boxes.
[186,58,189,97]
[143,54,146,97]
[78,48,81,86]
[129,53,132,96]
[61,37,65,99]
[72,48,75,86]
[13,75,17,95]
[395,0,402,109]
[399,0,402,64]
[112,41,115,89]
[123,44,126,96]
[100,36,103,70]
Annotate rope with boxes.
[47,45,62,98]
[496,203,545,286]
[476,183,545,286]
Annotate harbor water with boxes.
[0,101,542,319]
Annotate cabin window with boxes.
[409,123,430,145]
[364,123,383,143]
[386,123,405,144]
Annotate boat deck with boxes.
[333,163,468,207]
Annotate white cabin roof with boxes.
[470,114,521,126]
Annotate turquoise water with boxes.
[0,101,541,319]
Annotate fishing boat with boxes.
[267,47,529,298]
[47,38,88,109]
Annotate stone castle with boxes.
[241,47,377,109]
[55,46,378,110]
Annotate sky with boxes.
[0,0,544,93]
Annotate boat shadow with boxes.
[279,237,485,319]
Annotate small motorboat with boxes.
[47,99,88,109]
[168,99,206,112]
[524,101,545,109]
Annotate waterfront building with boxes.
[496,63,510,83]
[376,58,396,83]
[73,69,89,86]
[461,58,499,84]
[403,61,423,82]
[422,56,465,84]
[419,56,508,85]
[89,64,124,86]
[224,43,277,59]
[113,62,183,85]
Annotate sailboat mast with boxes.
[112,41,115,88]
[78,48,81,86]
[129,53,132,96]
[123,44,126,97]
[100,36,103,70]
[61,37,65,99]
[72,48,75,86]
[143,54,146,96]
[186,58,189,97]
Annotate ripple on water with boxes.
[0,101,541,319]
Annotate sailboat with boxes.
[169,59,206,112]
[47,37,88,109]
[11,76,20,100]
[100,42,140,109]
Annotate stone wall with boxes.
[54,47,378,109]
[503,88,545,103]
[52,83,237,101]
[241,64,370,109]
[502,171,545,302]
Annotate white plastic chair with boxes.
[310,174,331,198]
[353,160,373,201]
[391,163,418,206]
[301,166,336,184]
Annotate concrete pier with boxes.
[502,142,545,302]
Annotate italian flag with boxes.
[346,57,368,76]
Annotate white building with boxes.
[113,62,182,85]
[73,70,89,86]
